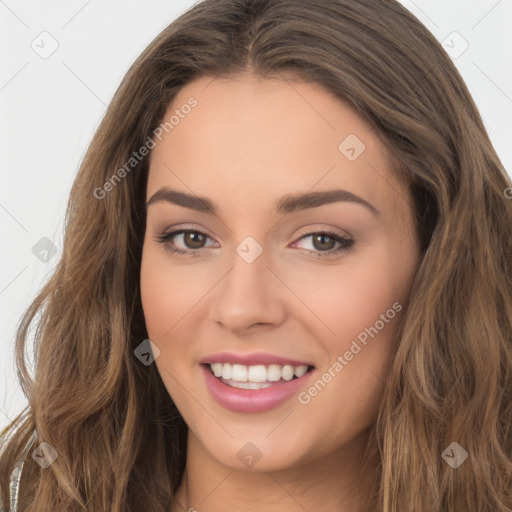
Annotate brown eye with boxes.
[153,228,216,256]
[182,231,207,249]
[311,233,336,251]
[293,230,354,258]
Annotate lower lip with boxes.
[200,364,314,413]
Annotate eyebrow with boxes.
[146,187,379,216]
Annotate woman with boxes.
[1,0,511,510]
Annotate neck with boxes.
[171,426,380,512]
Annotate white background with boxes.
[1,0,511,433]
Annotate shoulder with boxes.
[0,429,37,512]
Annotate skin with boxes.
[140,73,421,512]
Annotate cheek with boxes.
[140,255,174,340]
[292,268,407,444]
[288,248,413,406]
[140,243,204,339]
[283,251,409,346]
[299,244,416,403]
[140,242,220,384]
[140,246,196,404]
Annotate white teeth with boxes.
[248,365,267,382]
[281,365,295,381]
[267,364,282,382]
[222,363,232,380]
[222,380,273,389]
[294,365,308,378]
[231,364,247,382]
[212,363,223,377]
[209,362,311,383]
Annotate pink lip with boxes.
[200,364,315,413]
[199,352,314,367]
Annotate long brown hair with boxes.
[1,0,511,510]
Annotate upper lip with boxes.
[199,352,315,368]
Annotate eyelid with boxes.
[161,223,352,243]
[294,224,353,240]
[163,223,218,242]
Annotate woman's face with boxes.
[140,74,421,472]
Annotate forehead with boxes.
[146,74,406,220]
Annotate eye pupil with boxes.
[185,232,205,248]
[313,234,335,251]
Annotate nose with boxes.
[207,243,287,334]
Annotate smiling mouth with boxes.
[203,362,315,389]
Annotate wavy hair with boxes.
[1,0,511,510]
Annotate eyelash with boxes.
[153,226,354,258]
